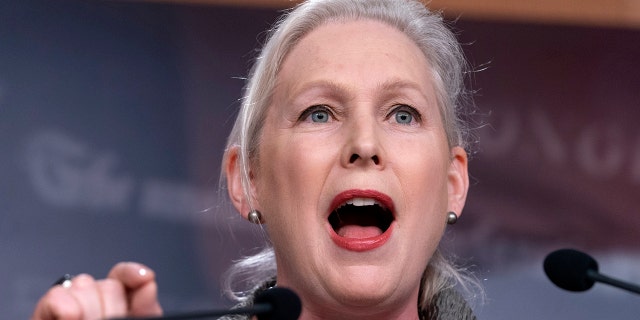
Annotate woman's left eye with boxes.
[390,105,420,125]
[310,109,330,123]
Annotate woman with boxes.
[32,0,478,319]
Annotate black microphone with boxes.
[110,287,302,320]
[544,248,640,295]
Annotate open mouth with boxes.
[328,198,394,239]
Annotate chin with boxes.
[313,277,419,320]
[327,269,404,307]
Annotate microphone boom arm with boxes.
[587,269,640,295]
[111,304,271,320]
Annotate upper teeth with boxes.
[342,198,381,207]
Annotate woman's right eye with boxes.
[299,105,332,123]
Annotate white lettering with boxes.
[481,105,638,184]
[576,123,624,179]
[530,109,567,165]
[26,130,133,210]
[139,179,215,221]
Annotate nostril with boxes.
[349,153,380,165]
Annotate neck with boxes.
[296,289,422,320]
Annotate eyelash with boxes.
[298,104,334,122]
[388,104,422,124]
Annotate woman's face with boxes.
[247,20,468,315]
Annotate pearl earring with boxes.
[446,211,458,225]
[248,209,264,224]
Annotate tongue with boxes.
[337,225,383,238]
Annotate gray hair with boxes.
[222,0,478,311]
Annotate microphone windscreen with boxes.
[544,248,598,292]
[254,287,302,320]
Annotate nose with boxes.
[341,118,384,168]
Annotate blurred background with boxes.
[1,0,639,318]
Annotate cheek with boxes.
[253,134,338,272]
[394,141,451,213]
[254,133,336,222]
[399,151,449,251]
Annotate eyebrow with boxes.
[377,78,430,100]
[291,78,428,102]
[290,80,354,102]
[376,80,435,114]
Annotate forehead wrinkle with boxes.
[376,78,432,104]
[289,78,430,104]
[288,79,355,104]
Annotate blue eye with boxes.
[311,110,330,123]
[389,104,421,125]
[299,105,333,123]
[394,110,413,124]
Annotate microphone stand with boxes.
[587,269,640,295]
[110,286,301,320]
[111,304,271,320]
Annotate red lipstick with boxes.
[328,189,395,252]
[329,223,394,251]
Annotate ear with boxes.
[225,146,253,220]
[447,146,469,217]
